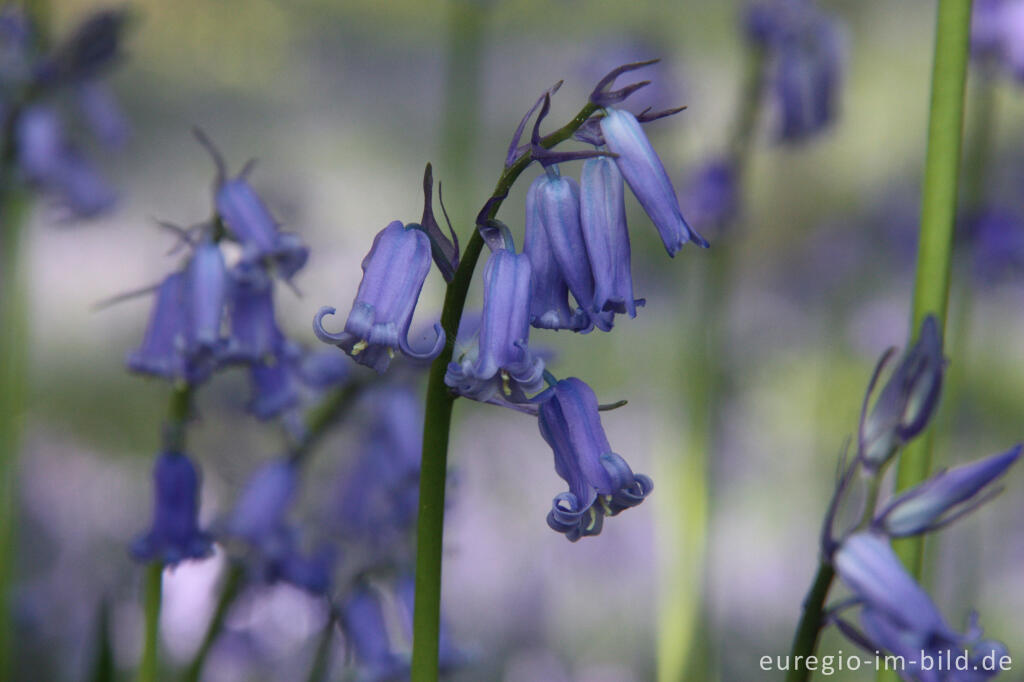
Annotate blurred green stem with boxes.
[440,0,485,203]
[0,187,29,682]
[410,100,598,682]
[892,0,972,582]
[182,563,244,682]
[658,39,766,682]
[138,562,163,682]
[304,610,337,682]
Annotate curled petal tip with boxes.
[399,321,446,361]
[312,306,349,344]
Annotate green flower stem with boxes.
[892,0,973,583]
[137,384,193,682]
[658,40,766,682]
[785,562,836,682]
[410,100,598,682]
[0,187,29,681]
[138,562,163,682]
[182,563,244,682]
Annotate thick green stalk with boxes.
[892,0,973,580]
[138,562,163,682]
[0,188,29,681]
[409,101,598,682]
[785,563,836,682]
[182,563,244,682]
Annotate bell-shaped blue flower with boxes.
[131,452,212,566]
[532,171,613,331]
[683,157,738,232]
[246,343,302,420]
[126,272,216,384]
[215,176,309,280]
[314,221,444,372]
[183,237,229,354]
[340,584,409,681]
[580,156,643,318]
[524,176,589,331]
[538,378,653,541]
[599,108,708,256]
[873,445,1021,537]
[861,315,944,469]
[445,249,545,402]
[834,532,1007,674]
[333,386,422,546]
[225,266,283,363]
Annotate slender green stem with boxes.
[0,187,29,682]
[409,100,598,682]
[138,562,163,682]
[182,563,244,682]
[785,562,836,682]
[892,0,973,581]
[304,610,337,682]
[291,377,369,463]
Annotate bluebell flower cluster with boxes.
[816,315,1020,670]
[972,0,1024,82]
[0,5,128,216]
[315,61,698,540]
[744,0,844,142]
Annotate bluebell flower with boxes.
[340,584,409,682]
[580,156,643,318]
[683,157,738,232]
[131,452,213,566]
[744,0,844,141]
[223,458,333,593]
[333,386,421,545]
[523,175,589,331]
[246,343,302,420]
[445,248,545,402]
[860,315,944,469]
[599,108,708,255]
[874,446,1021,537]
[126,272,216,384]
[531,170,614,331]
[314,221,444,372]
[967,207,1024,282]
[226,266,283,363]
[76,81,129,147]
[37,8,128,85]
[538,378,653,541]
[183,237,229,354]
[972,0,1024,82]
[834,532,1007,679]
[215,175,309,280]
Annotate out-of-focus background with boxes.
[13,0,1024,680]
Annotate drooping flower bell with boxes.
[131,451,212,566]
[445,248,545,402]
[523,175,590,331]
[183,236,229,355]
[833,532,1007,669]
[580,156,644,318]
[873,445,1021,537]
[225,265,283,363]
[339,584,409,681]
[972,0,1024,82]
[683,157,739,232]
[599,108,708,255]
[538,378,653,541]
[860,315,944,470]
[743,0,844,142]
[314,221,444,373]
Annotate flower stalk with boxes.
[410,100,598,682]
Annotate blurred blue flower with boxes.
[599,108,708,255]
[524,175,590,331]
[215,175,309,280]
[183,237,229,355]
[226,266,283,363]
[860,315,944,469]
[315,221,444,372]
[224,458,333,593]
[972,0,1024,82]
[833,532,1007,679]
[744,0,844,142]
[874,446,1021,537]
[683,157,738,232]
[340,584,409,682]
[580,156,643,318]
[131,452,212,566]
[966,207,1024,282]
[332,385,422,546]
[446,248,545,403]
[538,378,653,541]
